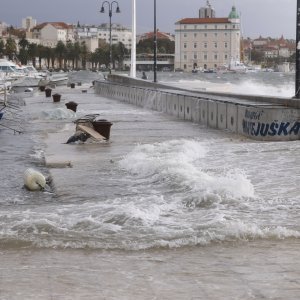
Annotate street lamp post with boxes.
[295,0,300,98]
[130,0,136,78]
[100,0,120,74]
[153,0,157,82]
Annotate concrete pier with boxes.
[95,75,300,141]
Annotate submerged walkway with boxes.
[0,85,299,299]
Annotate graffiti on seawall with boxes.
[243,109,300,137]
[243,120,300,137]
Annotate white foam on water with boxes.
[2,138,298,250]
[39,107,76,120]
[119,139,254,201]
[226,79,294,97]
[164,74,294,97]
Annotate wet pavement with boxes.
[1,85,300,299]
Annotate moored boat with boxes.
[11,76,42,93]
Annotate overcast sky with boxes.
[0,0,297,39]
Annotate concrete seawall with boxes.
[95,75,300,141]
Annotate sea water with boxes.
[0,71,299,298]
[1,70,299,248]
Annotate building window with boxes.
[224,33,227,37]
[225,54,228,60]
[194,25,197,29]
[214,33,217,37]
[194,53,197,59]
[194,43,197,49]
[184,25,187,29]
[233,25,235,29]
[204,53,207,60]
[184,64,187,69]
[204,33,207,37]
[215,25,217,29]
[184,54,187,60]
[204,42,207,48]
[194,33,197,38]
[184,33,187,37]
[214,54,218,60]
[225,25,228,29]
[204,25,207,29]
[224,42,228,48]
[214,42,217,48]
[184,43,187,49]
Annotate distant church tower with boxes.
[199,0,215,18]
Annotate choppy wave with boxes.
[38,107,76,120]
[1,139,299,250]
[162,72,294,97]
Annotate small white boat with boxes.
[39,72,69,87]
[11,76,41,93]
[18,65,47,79]
[0,59,25,80]
[48,72,69,86]
[228,59,247,73]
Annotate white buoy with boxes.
[24,168,46,191]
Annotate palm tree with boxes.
[18,48,28,65]
[18,38,29,51]
[0,39,5,58]
[44,47,53,69]
[80,41,89,70]
[55,41,66,70]
[89,51,98,70]
[112,42,128,70]
[73,41,81,69]
[17,38,30,64]
[65,41,75,69]
[5,37,17,60]
[37,45,46,69]
[28,43,38,67]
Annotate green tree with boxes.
[18,48,28,65]
[37,45,46,69]
[0,39,5,58]
[44,46,53,69]
[17,38,30,64]
[18,37,29,51]
[136,39,153,54]
[73,41,81,69]
[80,41,89,70]
[55,41,66,69]
[91,47,109,70]
[250,50,264,64]
[5,37,17,60]
[137,38,175,54]
[112,42,128,70]
[28,43,38,67]
[65,41,75,69]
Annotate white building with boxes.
[175,1,241,71]
[0,21,8,37]
[32,22,74,47]
[79,37,99,53]
[22,17,37,31]
[76,23,132,49]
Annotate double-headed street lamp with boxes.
[100,0,120,74]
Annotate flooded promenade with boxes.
[1,82,300,299]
